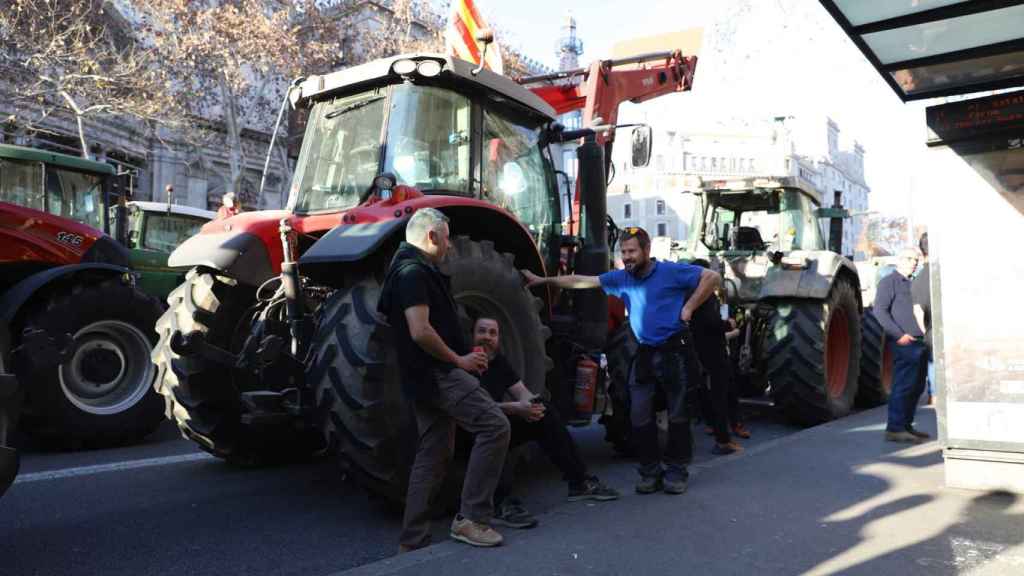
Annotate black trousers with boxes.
[630,345,694,480]
[494,402,588,505]
[694,335,740,444]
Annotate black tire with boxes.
[307,277,412,502]
[152,269,315,465]
[765,279,861,425]
[1,325,19,497]
[308,237,551,502]
[855,308,892,407]
[600,323,636,454]
[17,277,164,446]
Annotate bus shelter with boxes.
[821,0,1024,493]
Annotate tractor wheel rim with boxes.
[59,320,155,415]
[825,307,851,399]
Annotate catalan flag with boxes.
[445,0,503,75]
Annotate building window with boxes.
[624,203,632,219]
[834,190,842,207]
[656,199,665,215]
[657,222,667,237]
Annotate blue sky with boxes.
[471,0,935,221]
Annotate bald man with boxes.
[873,248,930,444]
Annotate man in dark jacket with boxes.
[874,248,930,443]
[378,208,510,551]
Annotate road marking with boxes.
[14,452,215,484]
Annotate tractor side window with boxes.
[0,159,44,211]
[481,110,552,241]
[46,168,103,230]
[144,214,206,252]
[384,84,471,194]
[778,190,825,251]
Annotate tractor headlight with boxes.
[416,60,443,77]
[392,59,417,75]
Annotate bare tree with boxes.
[0,0,186,158]
[134,0,345,205]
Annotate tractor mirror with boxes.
[631,125,652,168]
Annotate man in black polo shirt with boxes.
[378,208,510,551]
[874,248,930,444]
[471,317,619,529]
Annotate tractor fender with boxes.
[297,205,547,288]
[299,217,410,283]
[0,263,130,325]
[167,230,275,287]
[759,252,861,302]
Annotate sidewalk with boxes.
[334,406,1024,576]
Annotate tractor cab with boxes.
[679,176,830,304]
[287,54,562,267]
[0,144,116,235]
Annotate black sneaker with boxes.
[491,498,538,529]
[906,426,931,439]
[663,477,688,495]
[635,475,663,495]
[568,477,620,502]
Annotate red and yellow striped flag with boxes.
[445,0,503,75]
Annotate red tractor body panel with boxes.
[198,193,543,276]
[0,202,102,266]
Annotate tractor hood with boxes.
[718,250,859,303]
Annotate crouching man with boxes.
[471,317,619,529]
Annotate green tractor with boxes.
[677,176,868,424]
[114,200,216,302]
[0,144,190,481]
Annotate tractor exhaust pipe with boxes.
[573,135,609,349]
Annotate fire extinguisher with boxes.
[574,355,600,418]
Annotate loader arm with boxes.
[520,50,697,148]
[519,50,697,235]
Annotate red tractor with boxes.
[1,145,166,497]
[153,50,696,498]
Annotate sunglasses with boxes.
[623,227,646,235]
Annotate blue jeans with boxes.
[628,346,694,481]
[886,341,928,432]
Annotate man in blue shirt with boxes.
[523,227,721,494]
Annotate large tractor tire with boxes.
[152,269,315,465]
[308,237,551,503]
[855,308,893,407]
[765,279,862,425]
[17,277,164,446]
[1,325,19,497]
[600,323,637,454]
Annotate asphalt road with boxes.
[1,403,801,576]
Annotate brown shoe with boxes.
[885,430,926,444]
[731,423,752,439]
[906,427,931,440]
[450,515,503,547]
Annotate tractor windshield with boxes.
[291,89,388,213]
[687,188,825,253]
[383,84,472,194]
